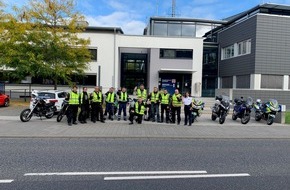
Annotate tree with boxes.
[0,0,91,89]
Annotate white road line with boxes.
[24,171,207,176]
[104,173,251,181]
[0,179,14,183]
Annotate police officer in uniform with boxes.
[134,84,147,100]
[66,85,79,126]
[90,86,105,123]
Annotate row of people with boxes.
[65,84,201,126]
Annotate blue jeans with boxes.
[105,102,114,119]
[150,103,160,121]
[118,102,127,119]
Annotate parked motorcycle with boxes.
[56,100,69,122]
[211,95,230,124]
[20,97,57,122]
[253,99,280,125]
[232,97,253,124]
[190,99,204,123]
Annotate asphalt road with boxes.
[0,138,290,190]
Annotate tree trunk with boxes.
[54,78,57,90]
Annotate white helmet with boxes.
[256,99,261,103]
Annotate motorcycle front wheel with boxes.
[20,109,32,122]
[219,115,226,124]
[45,111,54,119]
[211,113,217,121]
[56,111,64,122]
[232,114,237,120]
[267,117,274,125]
[255,113,262,121]
[241,114,250,124]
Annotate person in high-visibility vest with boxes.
[65,85,79,126]
[90,86,105,123]
[171,89,182,125]
[78,87,90,124]
[160,89,171,123]
[104,87,117,121]
[117,87,129,121]
[147,87,161,122]
[129,97,146,124]
[134,84,147,100]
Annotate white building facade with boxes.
[80,27,203,96]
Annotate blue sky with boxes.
[4,0,290,34]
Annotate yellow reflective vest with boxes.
[92,91,102,103]
[135,102,146,115]
[69,92,79,105]
[172,94,182,107]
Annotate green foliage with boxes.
[0,0,91,89]
[285,111,290,124]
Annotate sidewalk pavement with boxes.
[0,114,290,139]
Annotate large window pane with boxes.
[153,23,167,36]
[181,24,196,37]
[196,24,212,37]
[168,23,181,36]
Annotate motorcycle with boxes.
[211,95,230,124]
[56,100,69,122]
[20,97,57,122]
[253,99,280,125]
[190,99,204,123]
[232,97,253,124]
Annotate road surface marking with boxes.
[104,173,251,181]
[24,171,207,176]
[0,179,14,183]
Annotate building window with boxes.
[237,39,251,55]
[261,74,283,89]
[221,39,251,60]
[160,49,193,59]
[222,45,234,59]
[89,49,97,61]
[221,76,233,88]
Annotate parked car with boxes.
[0,92,10,107]
[30,90,67,112]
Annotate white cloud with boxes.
[85,11,146,35]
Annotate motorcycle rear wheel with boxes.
[45,111,54,119]
[20,109,32,122]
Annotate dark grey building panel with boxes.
[221,76,233,88]
[236,75,250,88]
[255,14,290,75]
[261,74,283,89]
[218,16,257,77]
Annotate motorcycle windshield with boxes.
[221,96,230,107]
[269,99,279,109]
[246,97,253,106]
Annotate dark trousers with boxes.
[184,105,192,125]
[118,102,127,119]
[105,102,114,119]
[67,104,78,124]
[129,112,143,124]
[150,103,160,121]
[160,104,169,122]
[78,104,89,122]
[91,102,104,122]
[171,106,181,124]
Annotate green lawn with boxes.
[286,111,290,124]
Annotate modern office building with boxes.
[205,3,290,107]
